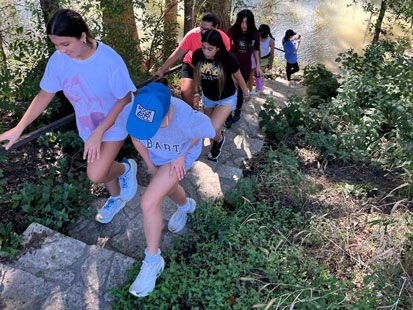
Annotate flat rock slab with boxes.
[0,223,135,310]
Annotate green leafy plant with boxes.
[258,96,307,142]
[37,130,84,155]
[303,63,340,107]
[0,223,22,259]
[11,157,92,230]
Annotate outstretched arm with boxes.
[0,89,55,150]
[233,70,251,102]
[253,49,263,77]
[192,69,201,111]
[154,47,187,78]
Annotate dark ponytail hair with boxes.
[259,24,274,40]
[194,29,229,99]
[47,9,93,47]
[230,9,258,50]
[283,29,296,44]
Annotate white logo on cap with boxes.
[135,103,155,123]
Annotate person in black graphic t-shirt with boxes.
[192,29,250,161]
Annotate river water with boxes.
[250,0,375,71]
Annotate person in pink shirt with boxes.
[155,13,230,108]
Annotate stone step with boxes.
[0,223,135,310]
[68,160,246,259]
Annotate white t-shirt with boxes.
[40,42,137,142]
[260,37,272,58]
[119,97,216,169]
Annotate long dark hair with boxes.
[230,9,258,50]
[47,9,93,47]
[194,29,229,99]
[259,24,274,40]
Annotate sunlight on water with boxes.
[258,0,374,71]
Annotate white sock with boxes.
[121,161,130,176]
[178,198,190,213]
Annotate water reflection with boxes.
[251,0,374,71]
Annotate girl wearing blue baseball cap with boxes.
[192,29,250,161]
[121,81,215,297]
[0,9,138,224]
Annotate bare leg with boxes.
[181,78,194,108]
[204,105,232,144]
[140,163,186,255]
[248,68,256,92]
[87,140,125,197]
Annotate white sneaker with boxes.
[95,196,126,223]
[119,158,138,201]
[129,256,165,297]
[168,198,196,233]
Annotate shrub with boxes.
[258,96,307,142]
[303,64,340,107]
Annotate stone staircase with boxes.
[0,78,305,309]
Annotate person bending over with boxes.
[0,9,138,224]
[119,82,215,297]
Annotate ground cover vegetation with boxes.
[108,39,412,308]
[1,1,412,308]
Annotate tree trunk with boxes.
[39,0,60,55]
[164,0,178,61]
[101,0,141,52]
[373,0,387,43]
[39,0,60,26]
[0,30,7,73]
[203,0,232,32]
[101,0,142,79]
[184,0,194,35]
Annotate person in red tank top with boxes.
[154,13,230,109]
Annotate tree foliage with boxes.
[351,0,413,42]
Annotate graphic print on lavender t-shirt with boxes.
[63,74,105,137]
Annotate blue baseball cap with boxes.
[126,82,171,140]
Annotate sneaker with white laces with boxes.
[119,158,138,201]
[95,196,126,223]
[168,198,196,233]
[208,133,225,162]
[129,256,165,297]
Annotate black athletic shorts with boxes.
[181,62,193,79]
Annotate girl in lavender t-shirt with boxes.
[0,9,138,224]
